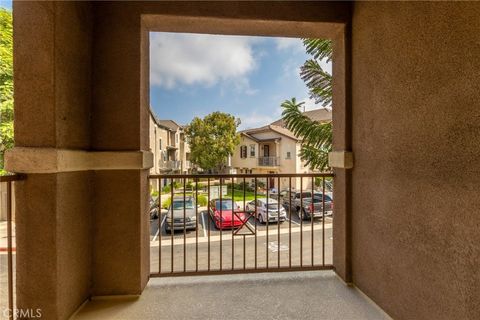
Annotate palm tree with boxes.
[281,39,333,171]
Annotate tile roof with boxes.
[270,108,332,127]
[240,108,332,141]
[150,108,182,131]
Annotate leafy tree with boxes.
[281,39,332,171]
[185,112,240,172]
[0,8,13,175]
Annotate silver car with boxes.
[246,198,287,224]
[165,196,198,232]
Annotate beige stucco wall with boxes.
[232,135,259,169]
[351,2,480,320]
[13,2,94,319]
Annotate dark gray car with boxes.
[165,196,198,232]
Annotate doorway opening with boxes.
[141,16,347,277]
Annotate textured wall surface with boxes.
[13,2,94,319]
[351,2,480,320]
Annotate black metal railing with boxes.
[148,173,334,277]
[257,156,279,167]
[1,174,23,320]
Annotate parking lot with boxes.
[149,204,333,273]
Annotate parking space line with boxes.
[152,214,167,242]
[200,211,207,238]
[151,222,333,247]
[286,218,300,225]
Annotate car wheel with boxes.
[258,214,265,224]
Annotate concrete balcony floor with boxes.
[73,271,391,320]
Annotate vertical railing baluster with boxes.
[243,177,246,270]
[289,176,292,268]
[183,178,186,272]
[170,178,174,273]
[254,177,258,270]
[195,178,199,272]
[7,181,14,320]
[277,176,281,268]
[266,177,269,269]
[158,179,162,274]
[322,177,326,266]
[220,178,223,270]
[231,177,235,270]
[207,178,211,271]
[311,176,315,266]
[300,177,303,267]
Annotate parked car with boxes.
[296,193,334,220]
[165,196,198,233]
[246,198,287,224]
[279,191,333,220]
[279,191,313,212]
[149,197,159,220]
[209,198,246,230]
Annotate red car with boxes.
[209,198,246,230]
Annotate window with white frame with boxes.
[286,151,291,159]
[250,145,255,157]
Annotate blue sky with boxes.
[0,0,332,131]
[0,0,11,10]
[150,33,331,130]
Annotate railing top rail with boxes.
[0,173,25,182]
[148,173,334,179]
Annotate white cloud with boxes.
[237,110,281,130]
[150,33,258,91]
[275,38,304,51]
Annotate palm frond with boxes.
[298,144,330,171]
[300,59,332,107]
[281,99,332,171]
[302,39,333,62]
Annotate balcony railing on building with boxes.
[148,172,333,277]
[159,160,182,171]
[258,156,279,167]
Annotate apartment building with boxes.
[231,108,332,190]
[149,110,191,189]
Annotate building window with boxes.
[250,145,255,157]
[159,138,162,150]
[286,151,291,159]
[240,145,247,158]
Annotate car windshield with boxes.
[215,201,233,210]
[172,200,194,210]
[266,203,280,209]
[313,194,333,202]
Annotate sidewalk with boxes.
[0,221,15,252]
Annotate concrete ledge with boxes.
[328,151,354,169]
[4,147,153,173]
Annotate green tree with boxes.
[0,8,14,175]
[281,39,333,171]
[185,112,240,172]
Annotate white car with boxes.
[246,198,287,224]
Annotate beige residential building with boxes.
[149,110,191,189]
[231,108,332,191]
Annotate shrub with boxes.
[162,193,208,209]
